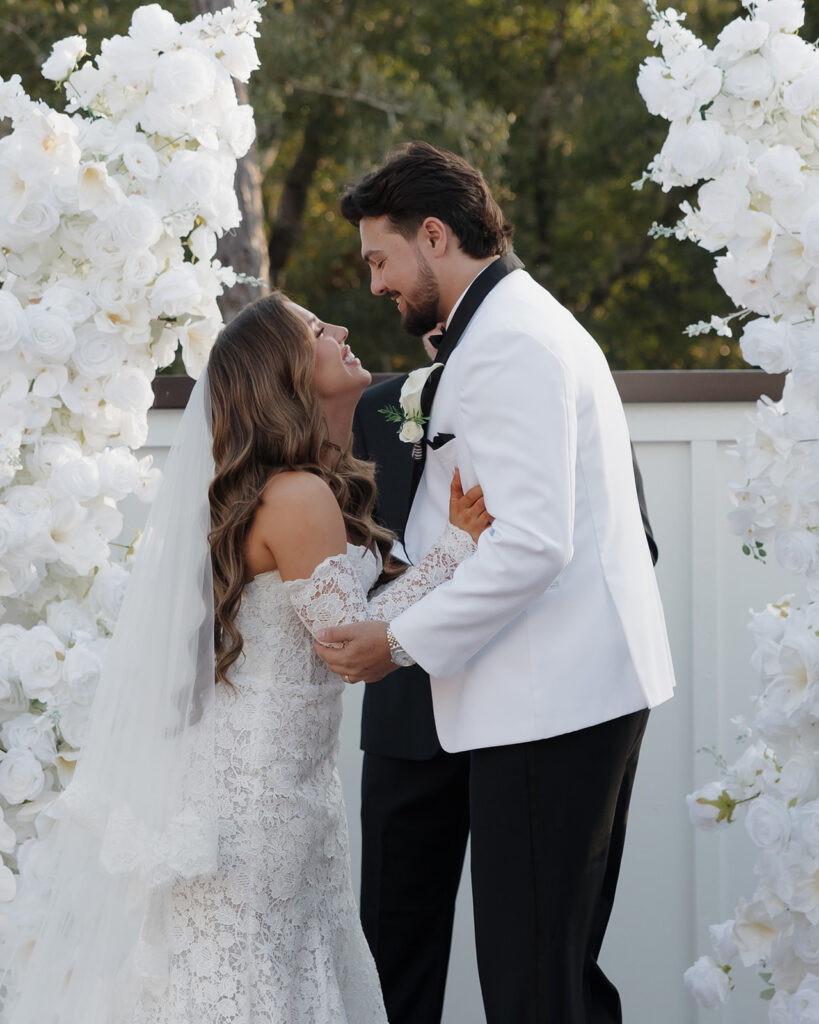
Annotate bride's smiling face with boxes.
[289,303,371,401]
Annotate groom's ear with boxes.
[419,217,449,258]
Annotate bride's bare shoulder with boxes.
[251,471,347,582]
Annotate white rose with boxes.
[111,196,162,251]
[745,794,792,849]
[662,118,726,182]
[96,446,140,500]
[128,3,181,51]
[784,67,819,116]
[730,210,777,273]
[757,145,806,199]
[89,562,129,623]
[163,149,240,233]
[0,505,24,560]
[683,956,731,1009]
[188,225,217,263]
[714,17,770,64]
[766,32,815,82]
[775,756,818,805]
[49,456,101,502]
[71,325,126,378]
[0,748,45,804]
[45,599,96,645]
[150,265,202,318]
[56,700,91,749]
[91,497,123,542]
[62,644,102,707]
[0,713,57,764]
[217,33,260,83]
[757,0,806,34]
[28,435,82,481]
[82,221,127,271]
[154,48,216,107]
[0,200,61,249]
[17,624,64,698]
[791,980,819,1024]
[122,142,160,181]
[103,367,154,417]
[41,35,86,81]
[39,281,96,327]
[136,92,190,143]
[223,103,256,159]
[0,623,24,691]
[398,420,425,444]
[22,310,76,363]
[740,318,792,373]
[724,53,776,100]
[687,780,733,829]
[637,58,695,121]
[96,33,156,88]
[776,528,819,575]
[0,291,28,351]
[122,250,158,290]
[710,919,739,963]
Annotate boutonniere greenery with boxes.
[379,362,443,444]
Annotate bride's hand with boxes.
[449,469,492,544]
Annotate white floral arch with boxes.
[0,0,261,942]
[638,0,819,1015]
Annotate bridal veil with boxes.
[1,373,218,1022]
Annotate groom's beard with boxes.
[399,255,441,337]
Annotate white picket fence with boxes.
[139,388,798,1024]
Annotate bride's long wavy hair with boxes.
[207,292,394,684]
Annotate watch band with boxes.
[386,626,415,668]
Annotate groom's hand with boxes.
[314,621,395,683]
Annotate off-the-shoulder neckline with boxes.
[245,542,377,588]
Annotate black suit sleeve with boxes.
[631,445,658,567]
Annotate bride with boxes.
[2,293,489,1022]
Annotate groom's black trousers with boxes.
[360,707,650,1024]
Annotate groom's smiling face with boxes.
[359,215,441,337]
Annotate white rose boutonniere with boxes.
[380,363,443,452]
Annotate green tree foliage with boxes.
[3,0,815,370]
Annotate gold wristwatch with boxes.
[386,626,415,668]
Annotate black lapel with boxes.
[407,252,524,516]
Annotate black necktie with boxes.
[406,251,525,519]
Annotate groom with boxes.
[316,142,676,1023]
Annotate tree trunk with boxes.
[189,0,270,323]
[531,0,571,284]
[267,107,326,286]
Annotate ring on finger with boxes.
[343,674,351,683]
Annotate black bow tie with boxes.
[427,325,446,350]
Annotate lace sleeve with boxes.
[283,524,476,638]
[283,555,370,641]
[367,523,475,621]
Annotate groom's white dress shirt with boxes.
[390,266,675,753]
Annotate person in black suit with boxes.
[352,369,659,1024]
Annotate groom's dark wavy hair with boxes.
[340,142,513,258]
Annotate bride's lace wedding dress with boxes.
[133,523,474,1024]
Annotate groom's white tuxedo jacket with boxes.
[390,266,675,753]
